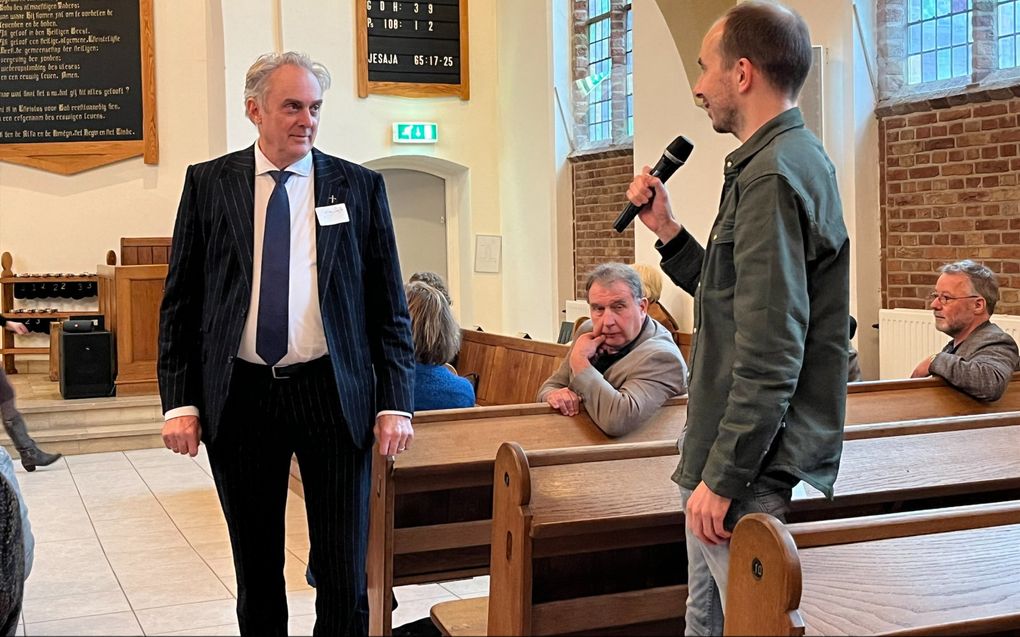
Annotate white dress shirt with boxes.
[237,145,327,365]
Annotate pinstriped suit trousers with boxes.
[208,361,370,637]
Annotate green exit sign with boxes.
[392,122,438,144]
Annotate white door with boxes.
[381,169,448,282]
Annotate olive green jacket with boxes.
[660,108,850,500]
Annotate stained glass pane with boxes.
[908,54,923,84]
[1000,1,1015,33]
[922,51,937,81]
[922,20,936,51]
[952,44,969,75]
[937,16,952,47]
[937,0,951,15]
[909,0,923,21]
[952,12,967,45]
[936,48,952,79]
[1000,36,1015,68]
[909,23,922,54]
[922,0,937,19]
[951,0,967,9]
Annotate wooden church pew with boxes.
[725,501,1020,636]
[366,400,686,635]
[361,376,1020,634]
[429,423,1020,636]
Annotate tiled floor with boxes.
[11,447,487,636]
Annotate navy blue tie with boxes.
[256,170,292,366]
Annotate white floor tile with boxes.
[106,548,233,610]
[93,512,190,555]
[65,452,133,473]
[21,499,95,544]
[21,590,131,624]
[155,623,241,636]
[439,575,490,598]
[22,537,121,600]
[134,598,239,635]
[24,611,142,636]
[394,582,452,602]
[391,595,455,629]
[124,447,194,469]
[288,613,316,636]
[287,588,317,617]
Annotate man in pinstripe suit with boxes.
[158,52,415,636]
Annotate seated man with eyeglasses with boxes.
[910,260,1020,401]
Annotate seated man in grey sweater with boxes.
[538,263,688,436]
[911,260,1020,401]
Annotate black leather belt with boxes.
[235,356,331,380]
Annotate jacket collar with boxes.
[724,107,805,175]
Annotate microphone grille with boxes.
[664,136,694,165]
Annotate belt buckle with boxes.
[271,365,289,380]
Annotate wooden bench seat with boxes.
[430,424,1020,636]
[726,501,1020,636]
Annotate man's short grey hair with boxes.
[244,51,331,113]
[939,259,1000,315]
[584,263,644,302]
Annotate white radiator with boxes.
[878,308,1020,380]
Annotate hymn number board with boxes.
[356,0,469,100]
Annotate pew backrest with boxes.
[485,440,686,636]
[455,330,569,405]
[844,372,1020,424]
[726,501,1020,636]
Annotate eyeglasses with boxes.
[926,292,980,305]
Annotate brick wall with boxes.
[569,147,635,299]
[880,97,1020,315]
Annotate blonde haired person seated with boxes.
[405,281,475,410]
[631,263,681,333]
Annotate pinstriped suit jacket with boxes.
[157,146,415,448]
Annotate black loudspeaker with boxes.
[60,331,116,399]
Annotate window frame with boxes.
[879,0,1020,106]
[573,0,634,149]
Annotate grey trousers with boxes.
[679,478,793,636]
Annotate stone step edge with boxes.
[1,421,162,445]
[17,396,161,415]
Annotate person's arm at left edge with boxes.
[363,171,416,455]
[687,176,819,546]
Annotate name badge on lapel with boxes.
[315,203,349,226]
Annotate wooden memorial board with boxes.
[0,0,157,174]
[356,0,469,99]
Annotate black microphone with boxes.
[613,135,694,233]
